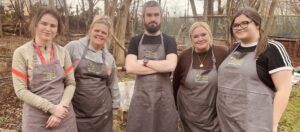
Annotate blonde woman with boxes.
[173,22,228,132]
[65,16,120,132]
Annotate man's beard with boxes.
[144,22,161,34]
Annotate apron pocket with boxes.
[217,88,246,123]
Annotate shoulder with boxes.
[65,37,87,49]
[162,33,175,41]
[104,49,115,60]
[130,34,143,42]
[265,39,290,60]
[267,39,287,52]
[14,41,33,56]
[178,47,192,59]
[213,45,228,54]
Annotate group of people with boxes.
[11,1,293,132]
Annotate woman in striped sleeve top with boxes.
[217,7,293,132]
[11,7,77,131]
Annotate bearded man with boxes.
[125,1,178,132]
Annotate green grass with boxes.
[279,86,300,132]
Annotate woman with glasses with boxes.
[217,7,293,132]
[173,22,228,132]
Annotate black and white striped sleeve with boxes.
[267,40,293,74]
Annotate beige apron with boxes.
[72,43,112,132]
[22,43,77,132]
[127,34,178,132]
[217,45,274,132]
[177,47,220,132]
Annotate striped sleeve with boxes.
[268,40,293,74]
[59,47,76,107]
[12,46,55,113]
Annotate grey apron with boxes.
[127,34,178,132]
[22,43,77,132]
[177,47,220,132]
[72,43,113,132]
[217,45,274,132]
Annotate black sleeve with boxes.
[164,34,177,55]
[267,40,293,74]
[127,35,141,56]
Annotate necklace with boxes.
[196,49,209,68]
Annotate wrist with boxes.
[143,58,149,67]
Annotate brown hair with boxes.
[230,7,268,58]
[29,7,64,37]
[88,15,113,37]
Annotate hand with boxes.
[273,124,278,132]
[53,104,69,119]
[45,115,61,128]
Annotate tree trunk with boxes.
[203,0,208,21]
[48,0,54,7]
[218,0,223,15]
[268,0,278,16]
[104,0,109,15]
[0,15,3,37]
[264,0,278,33]
[190,0,197,18]
[113,0,132,66]
[63,0,69,35]
[207,0,213,21]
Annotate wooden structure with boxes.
[271,37,300,67]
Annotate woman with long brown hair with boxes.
[217,7,293,132]
[12,7,77,131]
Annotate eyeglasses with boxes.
[232,21,253,30]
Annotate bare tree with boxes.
[113,0,132,65]
[49,0,54,7]
[263,0,278,32]
[0,14,3,37]
[203,0,213,21]
[218,0,224,15]
[190,0,197,17]
[63,0,69,34]
[9,0,29,36]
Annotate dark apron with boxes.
[127,34,178,132]
[22,44,77,132]
[217,45,274,132]
[177,47,220,132]
[72,43,112,132]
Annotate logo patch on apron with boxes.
[227,52,247,66]
[43,70,57,81]
[227,56,244,66]
[87,63,99,73]
[144,50,158,59]
[195,73,209,82]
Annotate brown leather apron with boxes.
[177,47,220,132]
[72,43,112,132]
[217,45,274,132]
[127,34,178,132]
[22,43,77,132]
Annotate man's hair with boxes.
[142,1,162,17]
